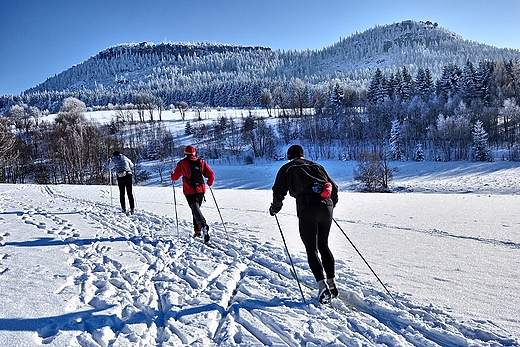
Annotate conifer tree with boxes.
[413,143,425,161]
[389,119,404,160]
[185,121,193,135]
[472,120,491,161]
[367,68,388,104]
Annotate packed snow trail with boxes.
[0,184,518,346]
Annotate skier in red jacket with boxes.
[171,145,215,242]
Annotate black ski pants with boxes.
[116,174,135,211]
[185,193,206,231]
[298,202,335,282]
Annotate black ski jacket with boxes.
[271,158,338,216]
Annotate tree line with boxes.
[1,57,520,185]
[4,21,520,115]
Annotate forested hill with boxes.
[318,20,520,78]
[25,42,274,95]
[3,20,520,112]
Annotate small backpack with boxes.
[287,160,332,199]
[186,158,204,188]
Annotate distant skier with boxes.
[109,151,135,215]
[171,145,215,242]
[269,145,339,304]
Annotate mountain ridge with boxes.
[4,19,520,112]
[29,20,520,94]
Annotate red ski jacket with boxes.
[171,156,215,195]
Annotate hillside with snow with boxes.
[26,21,520,95]
[4,20,520,114]
[0,158,519,346]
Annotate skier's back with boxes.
[171,145,215,242]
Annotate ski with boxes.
[289,268,316,290]
[202,240,216,249]
[288,269,363,315]
[327,298,354,316]
[192,234,219,249]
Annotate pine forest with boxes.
[1,20,520,185]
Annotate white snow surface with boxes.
[1,108,520,346]
[0,159,519,346]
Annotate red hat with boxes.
[184,145,196,155]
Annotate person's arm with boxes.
[270,167,288,214]
[126,157,134,170]
[171,161,183,181]
[202,161,215,186]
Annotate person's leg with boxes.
[300,203,334,303]
[196,194,210,242]
[317,205,334,279]
[316,204,337,297]
[299,208,325,282]
[186,194,206,231]
[125,175,135,211]
[117,177,126,211]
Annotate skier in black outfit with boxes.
[109,151,135,215]
[269,145,339,304]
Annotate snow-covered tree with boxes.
[176,101,189,121]
[367,68,388,104]
[0,117,17,160]
[55,97,87,125]
[260,88,273,116]
[499,98,520,149]
[472,120,491,161]
[413,143,425,161]
[185,121,193,135]
[330,81,344,108]
[389,119,404,160]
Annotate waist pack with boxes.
[117,171,128,178]
[311,181,332,198]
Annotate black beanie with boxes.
[287,145,304,160]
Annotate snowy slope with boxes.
[1,108,519,346]
[0,159,519,346]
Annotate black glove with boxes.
[269,204,281,216]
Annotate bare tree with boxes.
[176,101,189,121]
[354,150,395,192]
[153,160,168,184]
[8,104,33,136]
[290,78,306,117]
[0,117,17,161]
[260,88,273,117]
[193,102,205,121]
[55,97,87,125]
[134,93,148,122]
[157,97,164,121]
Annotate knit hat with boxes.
[287,145,304,160]
[112,151,121,157]
[184,145,196,155]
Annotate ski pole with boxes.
[172,181,180,237]
[109,169,113,209]
[131,171,137,212]
[333,218,397,304]
[274,214,307,305]
[209,186,229,240]
[131,188,137,215]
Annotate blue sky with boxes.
[1,0,520,97]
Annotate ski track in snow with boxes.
[0,185,518,346]
[337,218,520,250]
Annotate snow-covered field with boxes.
[0,158,519,346]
